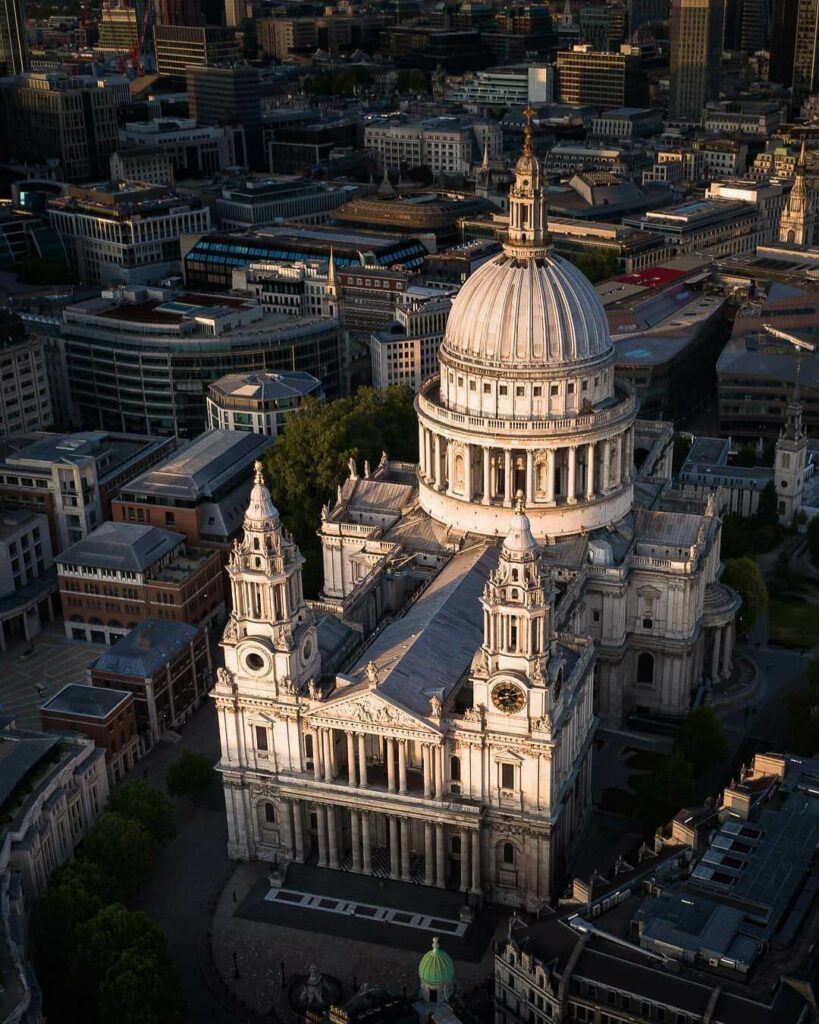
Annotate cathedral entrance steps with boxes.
[233,863,501,961]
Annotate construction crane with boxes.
[116,0,153,76]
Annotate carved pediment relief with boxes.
[307,691,437,732]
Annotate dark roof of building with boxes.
[0,731,60,810]
[92,618,201,678]
[41,683,131,719]
[56,521,185,572]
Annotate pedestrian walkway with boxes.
[265,887,468,937]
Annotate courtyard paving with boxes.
[0,621,105,728]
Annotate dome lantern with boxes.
[418,936,455,1003]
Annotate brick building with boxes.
[56,521,224,646]
[40,683,139,783]
[88,619,212,746]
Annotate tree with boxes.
[632,752,696,828]
[734,444,758,468]
[108,780,176,845]
[396,69,430,94]
[723,556,768,633]
[786,655,819,755]
[571,251,620,284]
[808,515,819,568]
[756,480,778,526]
[99,945,186,1024]
[263,386,418,594]
[79,813,156,897]
[165,749,214,798]
[71,904,167,1016]
[676,706,727,775]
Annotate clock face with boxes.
[491,682,526,714]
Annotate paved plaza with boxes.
[0,621,105,729]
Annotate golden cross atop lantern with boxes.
[522,105,536,156]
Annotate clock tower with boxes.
[474,493,561,726]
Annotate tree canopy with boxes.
[79,813,156,897]
[99,944,186,1024]
[786,655,819,755]
[675,706,727,775]
[756,480,779,526]
[165,749,214,798]
[108,780,176,845]
[632,752,696,828]
[808,515,819,568]
[723,556,768,633]
[569,250,620,284]
[263,386,418,594]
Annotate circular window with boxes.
[245,652,265,672]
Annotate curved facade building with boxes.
[61,287,343,438]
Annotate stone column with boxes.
[586,442,595,500]
[418,422,426,477]
[482,447,491,505]
[434,746,444,799]
[400,818,411,881]
[424,822,435,885]
[602,439,611,491]
[426,430,434,482]
[722,622,733,678]
[567,445,577,504]
[358,733,368,786]
[471,829,481,893]
[351,810,362,872]
[459,826,469,892]
[361,812,372,875]
[293,801,305,862]
[463,442,472,500]
[322,730,333,782]
[327,806,339,869]
[316,804,328,867]
[422,745,432,798]
[279,799,294,858]
[503,449,512,507]
[386,737,396,791]
[347,731,357,787]
[313,730,322,781]
[612,435,622,488]
[398,739,407,795]
[389,816,400,879]
[434,434,442,489]
[526,450,534,505]
[546,449,556,503]
[445,440,454,495]
[711,628,722,682]
[435,823,446,888]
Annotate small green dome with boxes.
[419,937,455,987]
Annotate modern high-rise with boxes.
[770,0,799,86]
[557,44,646,108]
[626,0,669,34]
[153,24,239,74]
[668,0,725,120]
[793,0,819,108]
[0,0,29,75]
[186,64,262,167]
[5,73,121,183]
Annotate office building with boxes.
[557,44,646,108]
[770,0,799,87]
[445,65,554,110]
[590,107,662,138]
[0,0,29,74]
[364,116,494,176]
[5,73,122,184]
[627,0,669,33]
[110,148,176,187]
[702,100,783,137]
[40,684,140,784]
[153,24,239,75]
[117,118,237,179]
[669,0,725,120]
[370,295,450,391]
[186,64,262,168]
[379,25,491,72]
[213,178,356,231]
[793,0,819,108]
[112,429,273,549]
[56,520,225,645]
[97,6,139,53]
[61,287,345,437]
[333,188,491,249]
[206,372,323,435]
[0,309,53,437]
[47,182,211,287]
[0,508,57,650]
[183,226,428,292]
[89,618,212,747]
[0,430,172,554]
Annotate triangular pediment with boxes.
[306,688,439,733]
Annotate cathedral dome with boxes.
[441,250,612,371]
